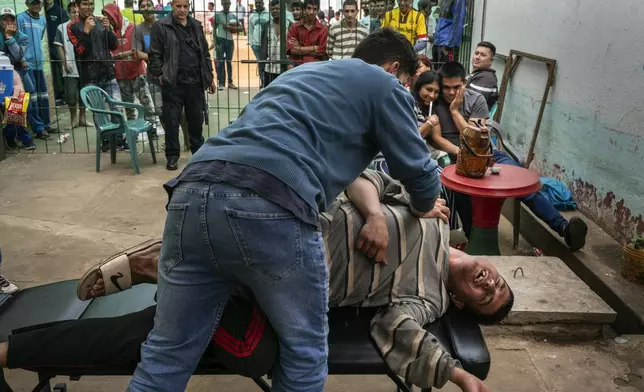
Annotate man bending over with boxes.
[35,170,511,391]
[128,27,440,392]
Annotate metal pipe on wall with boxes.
[480,0,486,41]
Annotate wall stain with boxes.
[545,167,644,243]
[603,191,615,209]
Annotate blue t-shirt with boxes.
[17,12,46,70]
[45,4,69,58]
[190,58,441,214]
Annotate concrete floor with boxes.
[1,153,644,391]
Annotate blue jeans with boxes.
[493,150,567,234]
[251,44,265,87]
[128,181,329,392]
[20,70,51,134]
[215,37,234,86]
[3,124,34,147]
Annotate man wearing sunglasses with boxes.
[147,0,216,171]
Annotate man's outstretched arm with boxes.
[370,302,489,392]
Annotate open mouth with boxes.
[474,268,487,284]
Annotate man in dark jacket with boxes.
[68,0,124,150]
[67,0,119,95]
[466,41,498,110]
[148,0,215,171]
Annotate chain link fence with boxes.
[1,0,473,156]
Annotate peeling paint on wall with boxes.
[539,161,643,244]
[571,179,643,244]
[500,86,644,244]
[472,0,644,244]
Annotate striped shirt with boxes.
[326,20,369,60]
[322,170,459,389]
[266,20,283,75]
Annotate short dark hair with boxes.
[466,286,514,325]
[343,0,357,9]
[352,28,418,77]
[67,1,78,11]
[476,41,496,56]
[417,0,430,11]
[291,0,302,7]
[317,10,324,18]
[303,0,319,9]
[418,54,431,69]
[269,0,279,6]
[124,0,133,6]
[437,61,466,83]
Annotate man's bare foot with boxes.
[87,242,161,298]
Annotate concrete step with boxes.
[485,255,616,339]
[502,201,644,333]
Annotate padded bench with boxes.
[0,280,490,392]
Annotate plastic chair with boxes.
[80,86,156,175]
[489,103,498,119]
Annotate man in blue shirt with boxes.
[432,0,465,67]
[248,0,269,87]
[126,28,441,392]
[17,0,57,137]
[0,9,37,149]
[213,0,240,90]
[44,0,68,105]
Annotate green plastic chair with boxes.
[80,86,157,175]
[489,103,498,119]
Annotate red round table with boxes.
[440,164,541,255]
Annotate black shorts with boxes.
[7,296,277,378]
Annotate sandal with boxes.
[76,239,161,300]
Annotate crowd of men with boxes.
[1,0,465,159]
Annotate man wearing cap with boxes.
[0,11,31,150]
[17,0,58,138]
[0,7,36,149]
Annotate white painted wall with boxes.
[471,0,644,242]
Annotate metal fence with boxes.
[1,0,474,156]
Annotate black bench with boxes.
[0,280,490,392]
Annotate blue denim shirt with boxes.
[165,160,320,228]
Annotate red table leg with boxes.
[465,196,506,256]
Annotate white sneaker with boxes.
[0,274,19,294]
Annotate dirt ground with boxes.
[1,153,643,391]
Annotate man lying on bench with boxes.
[0,170,512,392]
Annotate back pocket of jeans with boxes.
[225,208,303,283]
[162,203,188,274]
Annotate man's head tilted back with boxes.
[352,27,419,85]
[472,41,496,71]
[447,248,514,325]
